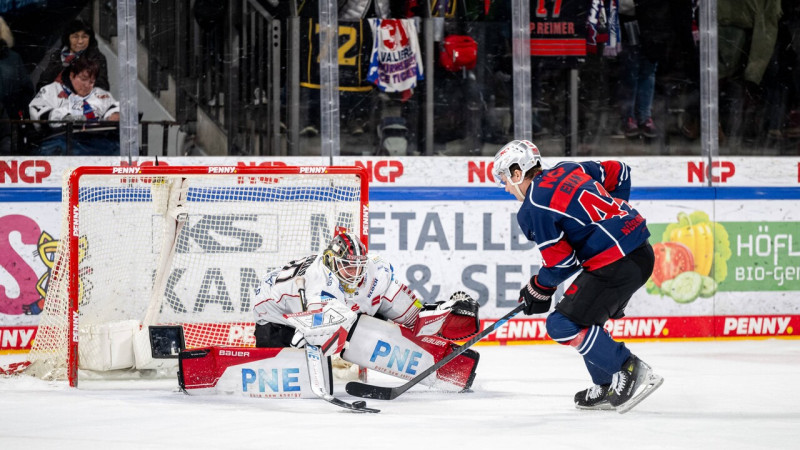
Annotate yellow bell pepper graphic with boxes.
[668,212,714,276]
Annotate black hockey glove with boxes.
[519,276,556,315]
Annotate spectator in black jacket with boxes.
[37,18,109,91]
[0,16,35,153]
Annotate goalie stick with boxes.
[345,303,526,400]
[296,278,380,413]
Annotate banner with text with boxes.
[1,156,799,350]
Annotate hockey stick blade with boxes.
[346,303,526,400]
[320,393,381,413]
[305,344,380,413]
[296,278,379,413]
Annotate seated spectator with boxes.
[29,56,120,155]
[37,18,109,91]
[0,16,35,153]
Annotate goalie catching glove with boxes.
[413,291,480,340]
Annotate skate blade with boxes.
[575,401,616,411]
[616,373,664,414]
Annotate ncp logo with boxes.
[467,161,496,183]
[0,160,52,184]
[236,160,286,184]
[354,160,403,183]
[687,161,735,183]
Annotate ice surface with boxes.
[1,340,799,449]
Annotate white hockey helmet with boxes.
[323,228,368,293]
[492,140,543,186]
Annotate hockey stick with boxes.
[345,303,526,400]
[296,278,380,413]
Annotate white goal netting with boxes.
[24,166,367,386]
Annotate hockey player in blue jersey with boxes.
[493,139,663,413]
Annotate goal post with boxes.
[26,165,369,387]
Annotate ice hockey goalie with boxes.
[178,230,482,397]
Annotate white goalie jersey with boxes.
[253,254,422,330]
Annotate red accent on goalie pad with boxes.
[412,309,448,336]
[322,326,349,356]
[342,315,479,391]
[178,346,283,391]
[410,331,480,390]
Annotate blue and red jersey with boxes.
[517,160,649,288]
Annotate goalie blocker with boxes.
[179,314,479,396]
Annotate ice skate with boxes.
[574,384,614,410]
[607,355,664,414]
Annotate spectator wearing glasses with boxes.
[37,18,109,91]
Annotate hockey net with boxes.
[23,165,368,386]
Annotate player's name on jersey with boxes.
[532,21,576,35]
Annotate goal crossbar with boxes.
[28,165,368,387]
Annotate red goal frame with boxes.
[66,165,369,386]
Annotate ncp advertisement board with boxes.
[2,156,799,350]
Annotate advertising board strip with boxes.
[3,314,797,352]
[369,187,800,201]
[5,186,800,203]
[0,326,38,351]
[2,157,799,351]
[478,314,799,343]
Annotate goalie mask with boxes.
[323,231,368,294]
[492,140,543,187]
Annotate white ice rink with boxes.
[1,339,799,450]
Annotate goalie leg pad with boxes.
[342,315,479,391]
[178,346,331,398]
